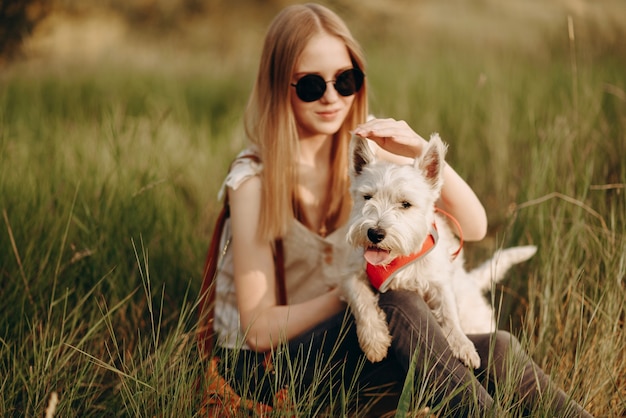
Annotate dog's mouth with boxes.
[364,246,393,266]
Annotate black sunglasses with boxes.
[290,68,364,102]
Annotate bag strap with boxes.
[274,238,286,305]
[198,156,286,358]
[197,201,230,357]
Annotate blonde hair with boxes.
[244,3,368,241]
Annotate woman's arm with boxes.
[228,176,345,352]
[352,118,488,241]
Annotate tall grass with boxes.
[1,0,625,416]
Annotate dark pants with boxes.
[218,290,592,417]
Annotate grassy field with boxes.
[1,0,625,416]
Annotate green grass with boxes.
[1,0,625,416]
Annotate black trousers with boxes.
[218,290,592,417]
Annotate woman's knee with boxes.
[492,330,525,358]
[487,330,537,381]
[493,330,513,351]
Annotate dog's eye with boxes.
[363,194,372,201]
[401,201,412,209]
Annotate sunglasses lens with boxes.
[295,74,327,102]
[293,68,364,102]
[335,69,364,97]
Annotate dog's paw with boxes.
[359,329,392,363]
[357,313,392,363]
[456,340,481,369]
[446,333,481,369]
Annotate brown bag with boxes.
[196,163,289,415]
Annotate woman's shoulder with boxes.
[218,146,263,201]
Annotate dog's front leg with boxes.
[341,272,392,362]
[434,283,481,369]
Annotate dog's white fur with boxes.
[341,133,536,367]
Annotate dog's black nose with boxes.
[367,228,385,244]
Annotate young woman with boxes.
[207,3,592,416]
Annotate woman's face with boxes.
[290,33,356,140]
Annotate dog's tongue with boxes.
[364,248,392,265]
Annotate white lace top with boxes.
[213,147,352,349]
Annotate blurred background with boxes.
[1,1,625,416]
[4,0,626,70]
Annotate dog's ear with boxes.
[417,133,447,190]
[350,135,375,176]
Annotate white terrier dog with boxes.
[342,133,536,367]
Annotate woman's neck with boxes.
[298,133,333,168]
[296,133,334,236]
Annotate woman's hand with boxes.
[353,118,428,159]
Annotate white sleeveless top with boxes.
[213,147,352,349]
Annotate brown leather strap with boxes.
[197,203,230,357]
[274,238,286,305]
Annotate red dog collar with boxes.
[367,224,439,292]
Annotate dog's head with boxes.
[347,134,447,265]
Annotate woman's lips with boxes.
[316,109,340,119]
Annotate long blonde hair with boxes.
[244,3,368,241]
